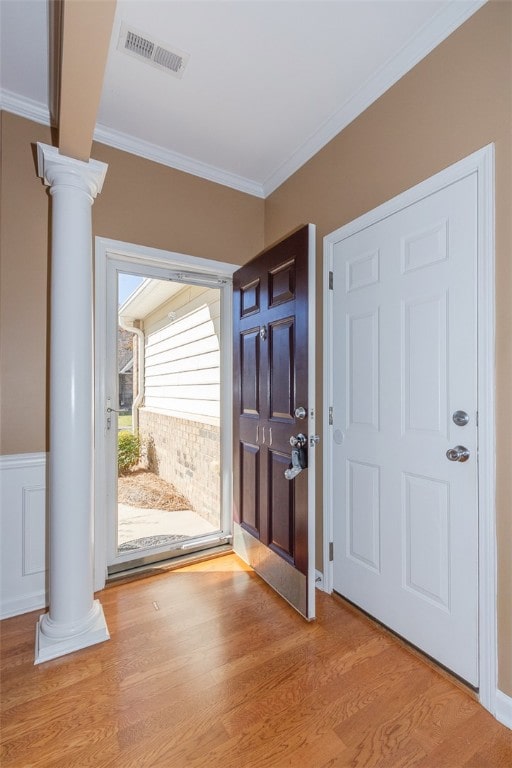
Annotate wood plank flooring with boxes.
[1,554,511,767]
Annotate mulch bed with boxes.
[118,468,193,511]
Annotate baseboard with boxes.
[496,690,512,730]
[1,592,47,620]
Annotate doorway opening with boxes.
[110,272,224,573]
[94,240,237,584]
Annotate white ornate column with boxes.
[35,143,110,663]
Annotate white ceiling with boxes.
[0,0,485,197]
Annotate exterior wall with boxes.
[139,409,220,527]
[142,285,221,422]
[264,1,512,696]
[137,284,222,525]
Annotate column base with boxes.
[34,599,110,664]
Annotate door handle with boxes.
[446,445,470,462]
[285,448,304,480]
[285,434,308,480]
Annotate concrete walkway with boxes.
[117,504,218,545]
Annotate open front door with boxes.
[233,225,316,619]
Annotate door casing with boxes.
[94,238,238,588]
[323,145,496,715]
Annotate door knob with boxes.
[289,433,307,448]
[446,445,470,462]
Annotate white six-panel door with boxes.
[330,173,479,685]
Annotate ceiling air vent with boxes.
[118,23,189,78]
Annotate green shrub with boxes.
[118,431,141,475]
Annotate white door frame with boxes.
[94,237,238,589]
[323,145,496,715]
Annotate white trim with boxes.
[0,453,47,471]
[0,90,263,198]
[307,223,317,619]
[475,143,497,716]
[0,88,52,127]
[0,0,484,200]
[220,271,234,540]
[94,238,237,589]
[35,600,110,664]
[0,452,48,619]
[323,250,334,597]
[93,125,265,199]
[1,591,47,621]
[95,238,238,278]
[323,145,496,715]
[37,142,108,195]
[496,691,512,730]
[262,1,486,195]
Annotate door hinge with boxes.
[328,271,334,290]
[328,406,334,426]
[329,542,334,562]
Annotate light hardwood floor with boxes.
[1,554,511,767]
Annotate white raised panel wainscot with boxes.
[0,453,48,618]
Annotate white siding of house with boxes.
[142,286,221,423]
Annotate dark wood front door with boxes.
[232,225,315,619]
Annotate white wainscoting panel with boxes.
[0,453,48,618]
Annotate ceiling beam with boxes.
[58,0,117,161]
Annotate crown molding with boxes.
[0,88,52,127]
[0,89,263,198]
[0,0,486,200]
[262,0,487,196]
[92,123,265,198]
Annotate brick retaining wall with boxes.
[139,409,221,527]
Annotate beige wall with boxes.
[91,141,264,263]
[0,113,264,455]
[265,1,512,696]
[0,115,52,455]
[1,0,510,695]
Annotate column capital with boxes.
[37,143,108,198]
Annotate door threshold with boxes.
[104,545,233,588]
[332,590,479,700]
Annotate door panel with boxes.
[331,174,478,684]
[240,442,260,536]
[233,225,315,618]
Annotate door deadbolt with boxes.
[294,406,306,420]
[452,410,469,427]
